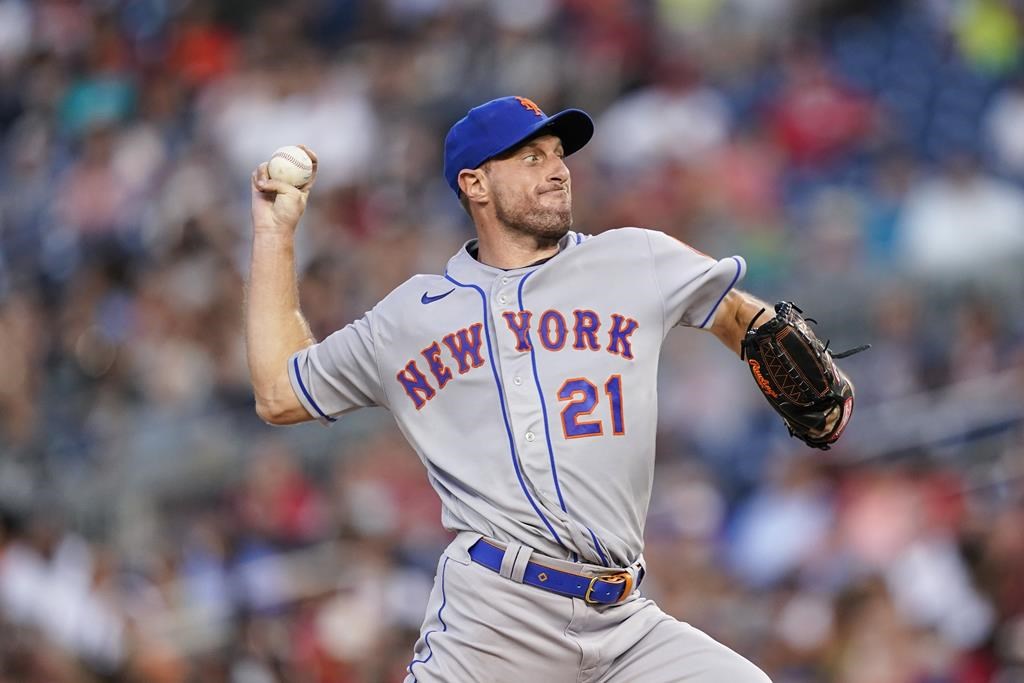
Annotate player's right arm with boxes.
[245,149,318,425]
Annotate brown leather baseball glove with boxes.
[741,302,868,450]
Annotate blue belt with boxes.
[468,539,640,605]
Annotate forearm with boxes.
[246,231,315,416]
[709,290,770,357]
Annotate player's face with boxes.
[486,134,572,245]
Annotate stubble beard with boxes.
[493,189,573,249]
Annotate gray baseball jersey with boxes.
[288,227,745,568]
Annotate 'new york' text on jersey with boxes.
[288,228,745,568]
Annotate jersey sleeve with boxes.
[287,310,388,425]
[644,229,746,332]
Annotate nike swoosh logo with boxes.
[421,288,455,304]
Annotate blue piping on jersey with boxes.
[444,272,566,549]
[292,356,337,422]
[698,256,744,329]
[575,233,582,245]
[586,527,609,567]
[407,556,449,680]
[518,272,609,567]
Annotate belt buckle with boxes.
[584,571,634,605]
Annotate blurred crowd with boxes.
[1,0,1023,681]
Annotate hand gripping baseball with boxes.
[741,302,870,450]
[251,144,318,235]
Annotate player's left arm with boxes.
[707,290,769,356]
[710,290,868,448]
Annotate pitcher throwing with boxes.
[245,96,859,682]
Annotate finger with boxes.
[296,145,318,191]
[250,167,267,197]
[253,161,295,195]
[297,145,317,168]
[256,176,300,196]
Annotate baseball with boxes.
[267,145,314,187]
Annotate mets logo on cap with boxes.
[442,96,594,195]
[516,97,544,117]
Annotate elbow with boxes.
[254,394,298,425]
[251,370,315,425]
[254,388,314,425]
[254,397,285,425]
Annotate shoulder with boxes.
[574,227,704,256]
[371,273,452,313]
[568,227,656,254]
[577,227,694,245]
[575,227,649,244]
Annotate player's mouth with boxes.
[539,185,569,197]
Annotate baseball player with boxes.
[247,96,856,682]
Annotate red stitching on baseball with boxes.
[271,151,313,171]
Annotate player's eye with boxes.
[524,154,539,163]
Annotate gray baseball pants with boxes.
[404,534,771,683]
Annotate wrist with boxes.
[253,225,297,243]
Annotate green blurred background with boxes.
[0,0,1022,681]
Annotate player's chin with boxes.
[540,189,571,207]
[534,216,572,240]
[537,194,571,217]
[538,202,572,225]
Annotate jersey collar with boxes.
[444,231,580,285]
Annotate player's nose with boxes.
[547,156,569,185]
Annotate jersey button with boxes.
[513,376,523,386]
[525,431,536,442]
[501,277,510,285]
[498,295,509,305]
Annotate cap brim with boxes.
[495,108,594,160]
[541,109,594,157]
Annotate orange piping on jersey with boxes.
[667,234,712,259]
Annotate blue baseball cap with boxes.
[444,96,594,196]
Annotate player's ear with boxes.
[458,169,489,206]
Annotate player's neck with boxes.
[474,231,561,270]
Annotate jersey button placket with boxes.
[495,273,516,308]
[491,273,549,494]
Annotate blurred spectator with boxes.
[863,148,916,266]
[0,514,124,669]
[726,456,834,588]
[1,1,1023,681]
[55,125,136,238]
[167,3,240,88]
[767,49,875,167]
[0,294,41,446]
[984,77,1024,178]
[594,56,730,174]
[0,1,31,74]
[897,154,1024,282]
[200,48,379,192]
[952,0,1022,76]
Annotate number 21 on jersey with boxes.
[557,374,625,439]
